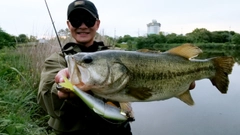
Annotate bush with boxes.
[0,28,16,49]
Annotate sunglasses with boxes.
[69,16,97,28]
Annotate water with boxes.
[130,50,240,135]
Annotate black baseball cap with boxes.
[67,0,99,19]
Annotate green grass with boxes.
[0,45,56,135]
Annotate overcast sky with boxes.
[0,0,239,38]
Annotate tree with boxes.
[17,34,29,43]
[29,35,38,42]
[0,28,16,49]
[136,34,166,49]
[186,28,211,43]
[231,33,240,44]
[175,34,187,43]
[58,28,71,38]
[211,31,224,43]
[136,36,148,49]
[165,33,186,43]
[117,35,134,43]
[211,31,234,43]
[165,33,177,43]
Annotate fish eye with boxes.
[82,55,93,64]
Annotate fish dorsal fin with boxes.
[167,43,202,59]
[120,102,134,119]
[177,90,194,106]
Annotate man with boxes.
[38,0,195,134]
[38,0,132,134]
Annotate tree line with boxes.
[0,27,37,49]
[1,27,240,50]
[117,28,240,50]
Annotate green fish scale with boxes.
[116,52,216,100]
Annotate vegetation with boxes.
[116,28,240,51]
[0,43,57,134]
[0,27,38,49]
[0,28,16,49]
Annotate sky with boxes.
[0,0,239,38]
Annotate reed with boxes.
[0,40,60,134]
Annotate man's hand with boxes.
[55,68,76,99]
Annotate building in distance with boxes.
[147,20,161,35]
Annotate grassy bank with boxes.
[0,43,58,135]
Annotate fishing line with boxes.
[44,0,65,57]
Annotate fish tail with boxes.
[210,56,235,93]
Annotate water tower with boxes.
[147,20,161,35]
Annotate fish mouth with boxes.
[75,65,91,91]
[66,55,97,91]
[65,55,86,90]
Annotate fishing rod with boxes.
[44,0,65,57]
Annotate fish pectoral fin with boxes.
[120,102,134,119]
[126,87,152,100]
[167,43,202,59]
[177,90,194,106]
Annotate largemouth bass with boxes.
[65,44,235,106]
